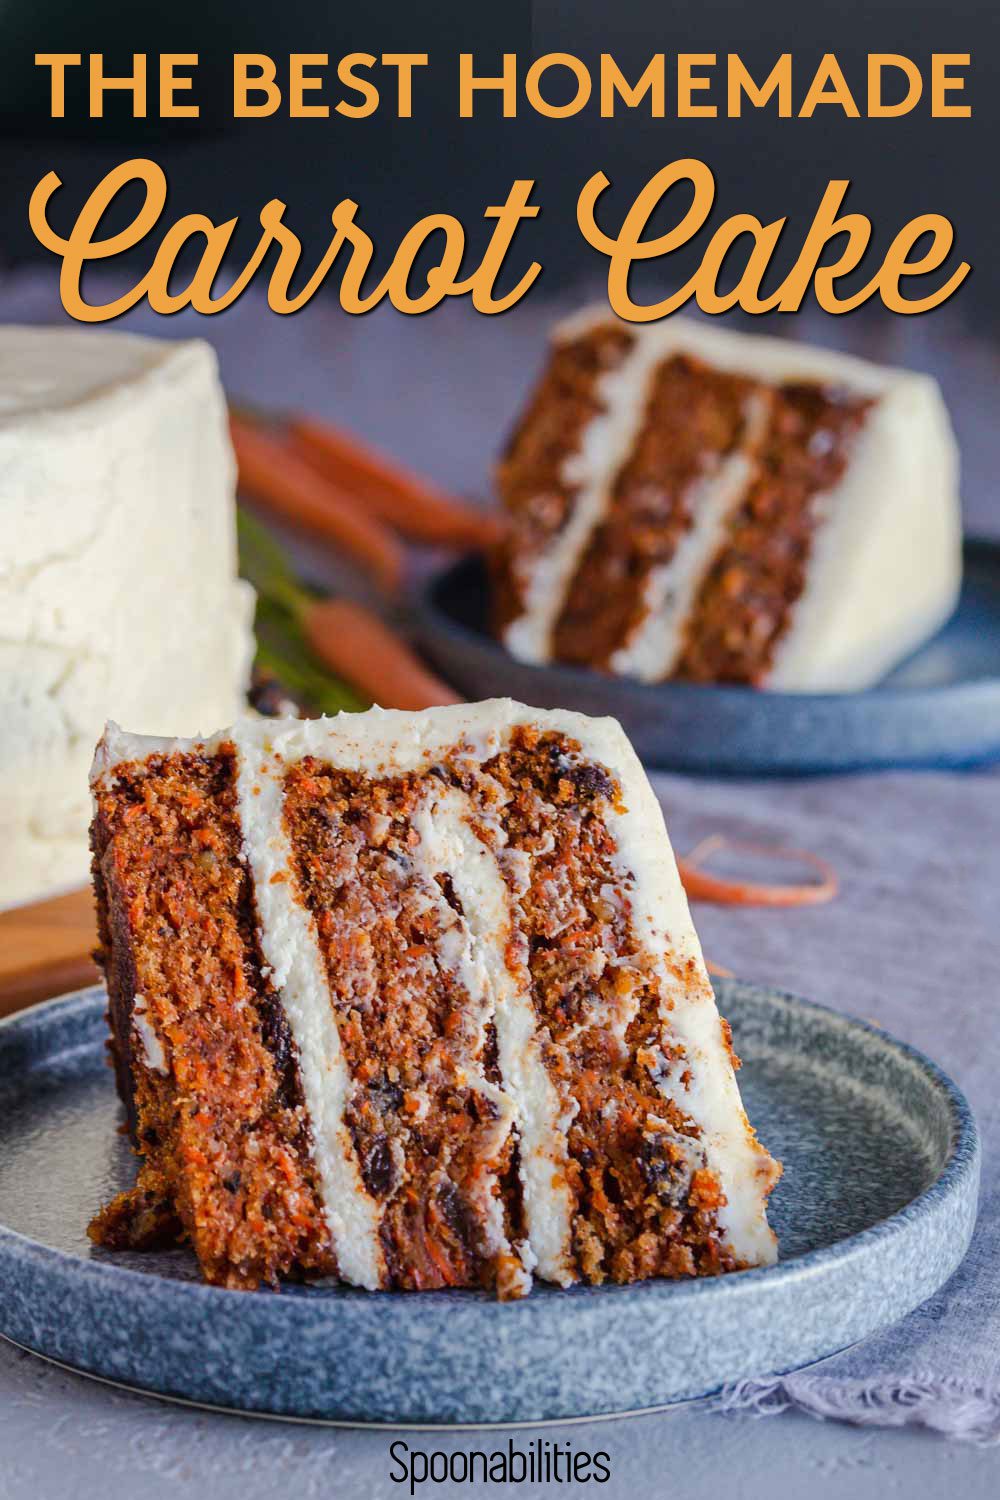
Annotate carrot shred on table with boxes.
[678,834,838,908]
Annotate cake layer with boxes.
[0,326,254,907]
[90,702,779,1295]
[493,314,961,691]
[89,741,336,1288]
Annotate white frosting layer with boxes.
[1,327,253,908]
[232,723,385,1290]
[408,787,518,1268]
[505,314,961,691]
[414,783,576,1286]
[94,699,779,1277]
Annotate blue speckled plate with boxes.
[415,538,1000,775]
[0,983,978,1426]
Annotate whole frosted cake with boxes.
[0,327,254,906]
[89,701,779,1295]
[492,314,961,691]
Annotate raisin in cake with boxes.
[492,314,960,691]
[88,700,779,1295]
[0,326,253,907]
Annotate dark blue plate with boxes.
[415,538,1000,775]
[0,984,979,1425]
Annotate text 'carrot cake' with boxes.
[88,700,780,1296]
[492,314,961,691]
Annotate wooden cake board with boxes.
[0,888,99,1018]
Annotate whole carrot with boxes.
[302,598,462,711]
[231,416,404,594]
[291,415,504,550]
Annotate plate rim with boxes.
[0,981,980,1319]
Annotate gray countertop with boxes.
[0,1341,996,1500]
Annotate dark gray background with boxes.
[0,0,994,325]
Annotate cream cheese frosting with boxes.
[1,326,254,907]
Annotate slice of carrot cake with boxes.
[88,700,779,1295]
[492,314,961,690]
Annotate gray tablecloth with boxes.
[2,271,998,1450]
